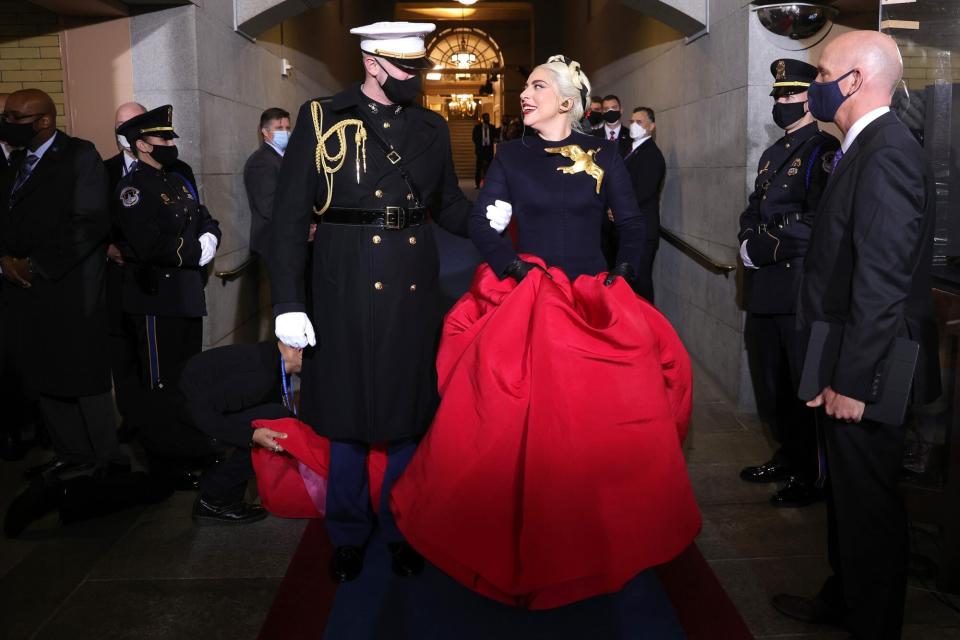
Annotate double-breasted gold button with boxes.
[383,122,391,129]
[406,193,414,201]
[374,281,384,290]
[408,236,417,245]
[375,189,384,198]
[409,284,417,292]
[372,235,382,244]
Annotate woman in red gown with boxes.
[390,56,701,610]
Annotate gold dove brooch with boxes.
[544,144,604,194]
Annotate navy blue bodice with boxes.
[468,130,647,279]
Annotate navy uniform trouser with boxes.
[326,439,417,547]
[745,312,817,479]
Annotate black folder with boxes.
[797,321,919,426]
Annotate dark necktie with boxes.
[609,130,616,141]
[11,153,37,195]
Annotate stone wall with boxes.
[554,0,873,408]
[130,0,385,349]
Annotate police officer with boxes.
[269,21,508,583]
[738,59,840,507]
[115,105,223,484]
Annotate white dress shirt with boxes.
[841,106,890,153]
[604,123,622,141]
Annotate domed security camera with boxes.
[752,2,838,40]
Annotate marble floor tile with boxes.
[697,502,827,561]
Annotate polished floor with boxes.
[2,359,959,639]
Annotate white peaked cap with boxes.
[350,21,436,62]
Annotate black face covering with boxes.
[380,71,422,105]
[587,111,603,126]
[602,110,621,124]
[149,144,179,168]
[772,101,807,130]
[0,119,38,147]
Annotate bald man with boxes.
[0,89,125,483]
[772,32,940,640]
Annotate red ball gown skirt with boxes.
[391,257,702,610]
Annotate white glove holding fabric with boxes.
[486,199,513,233]
[739,239,758,270]
[198,232,218,267]
[275,312,316,348]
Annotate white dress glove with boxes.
[276,312,316,348]
[198,232,218,267]
[486,199,513,233]
[739,239,757,269]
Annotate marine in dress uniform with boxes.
[114,106,223,479]
[738,59,840,506]
[267,22,473,583]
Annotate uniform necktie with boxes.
[830,149,844,175]
[11,153,38,195]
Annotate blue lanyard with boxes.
[280,353,297,417]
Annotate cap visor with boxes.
[385,55,433,71]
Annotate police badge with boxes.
[120,186,140,208]
[775,60,786,81]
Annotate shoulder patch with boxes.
[822,150,837,174]
[120,186,140,208]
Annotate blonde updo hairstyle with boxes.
[534,55,592,132]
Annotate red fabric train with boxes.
[390,257,701,610]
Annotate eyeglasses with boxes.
[0,112,43,122]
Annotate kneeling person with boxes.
[181,341,302,525]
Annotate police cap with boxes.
[769,59,818,98]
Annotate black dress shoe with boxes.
[192,495,267,525]
[388,542,425,577]
[770,476,825,508]
[740,459,792,483]
[772,593,844,627]
[330,545,365,583]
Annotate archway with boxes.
[423,26,505,181]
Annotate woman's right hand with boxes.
[252,427,288,453]
[502,259,551,283]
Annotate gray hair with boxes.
[535,55,592,132]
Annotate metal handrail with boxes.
[214,255,257,281]
[659,226,737,276]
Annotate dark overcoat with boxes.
[269,84,471,443]
[0,131,111,397]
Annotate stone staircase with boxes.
[447,119,476,183]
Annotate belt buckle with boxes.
[386,150,402,165]
[384,206,406,229]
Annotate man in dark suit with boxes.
[624,106,665,301]
[593,94,632,158]
[269,21,472,583]
[738,60,840,508]
[182,340,302,525]
[471,112,497,189]
[773,32,941,640]
[245,107,290,259]
[0,89,126,478]
[595,95,632,267]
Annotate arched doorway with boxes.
[423,27,504,181]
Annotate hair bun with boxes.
[546,54,588,110]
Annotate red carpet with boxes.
[258,521,752,640]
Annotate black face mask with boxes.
[149,144,179,168]
[772,101,807,130]
[602,110,621,124]
[587,111,603,126]
[381,72,422,105]
[0,119,38,147]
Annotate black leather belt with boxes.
[758,212,802,233]
[321,206,426,230]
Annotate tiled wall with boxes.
[0,2,65,127]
